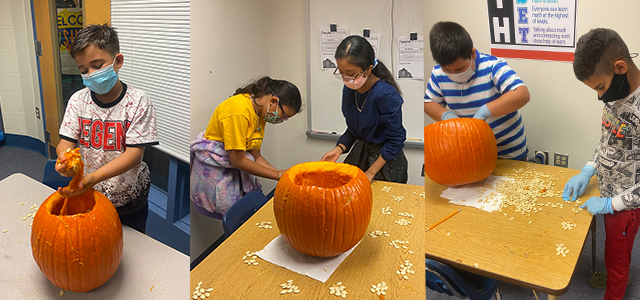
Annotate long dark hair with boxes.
[234,76,302,113]
[335,35,401,94]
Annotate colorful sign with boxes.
[487,0,578,62]
[57,8,83,75]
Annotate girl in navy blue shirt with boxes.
[321,35,408,183]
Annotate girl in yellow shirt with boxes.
[191,77,302,218]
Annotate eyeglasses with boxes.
[273,94,289,121]
[333,68,364,83]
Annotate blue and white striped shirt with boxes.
[424,50,528,160]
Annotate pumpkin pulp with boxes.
[58,148,84,215]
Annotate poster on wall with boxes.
[397,36,424,80]
[57,7,83,75]
[487,0,577,62]
[320,28,348,70]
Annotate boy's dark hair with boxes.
[574,28,630,81]
[70,23,120,59]
[334,35,402,94]
[234,77,303,113]
[429,21,474,66]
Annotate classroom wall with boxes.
[267,0,426,188]
[423,0,640,170]
[0,0,44,142]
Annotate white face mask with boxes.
[444,60,475,83]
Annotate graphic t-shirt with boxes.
[59,82,159,212]
[204,93,266,151]
[587,85,640,211]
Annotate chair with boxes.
[222,190,269,238]
[425,259,501,300]
[265,187,276,200]
[42,160,72,190]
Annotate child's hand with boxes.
[55,156,76,177]
[321,147,342,162]
[57,173,97,198]
[472,104,493,120]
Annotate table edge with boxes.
[424,215,595,296]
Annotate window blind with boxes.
[111,0,190,163]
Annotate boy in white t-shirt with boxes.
[55,24,158,233]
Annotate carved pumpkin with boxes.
[273,161,373,257]
[424,118,497,186]
[31,148,123,292]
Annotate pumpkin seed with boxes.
[60,289,65,296]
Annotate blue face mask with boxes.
[82,57,119,95]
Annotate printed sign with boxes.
[57,8,83,75]
[487,0,577,62]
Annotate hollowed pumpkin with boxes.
[424,118,497,186]
[273,161,373,257]
[31,148,123,292]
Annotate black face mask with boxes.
[598,58,637,103]
[598,71,630,103]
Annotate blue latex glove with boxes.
[441,111,459,121]
[580,197,614,215]
[472,104,492,120]
[562,165,597,201]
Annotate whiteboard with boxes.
[306,0,424,147]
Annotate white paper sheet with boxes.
[397,36,424,79]
[256,235,359,283]
[439,175,513,212]
[320,28,348,70]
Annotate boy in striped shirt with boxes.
[424,21,531,160]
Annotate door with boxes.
[32,0,63,157]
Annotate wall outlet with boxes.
[35,107,40,119]
[535,150,549,165]
[554,153,569,168]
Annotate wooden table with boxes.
[0,173,189,299]
[191,181,425,299]
[424,159,597,300]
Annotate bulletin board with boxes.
[305,0,424,148]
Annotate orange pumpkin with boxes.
[32,149,122,292]
[273,161,373,257]
[30,189,123,292]
[424,118,497,186]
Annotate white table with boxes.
[0,173,188,299]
